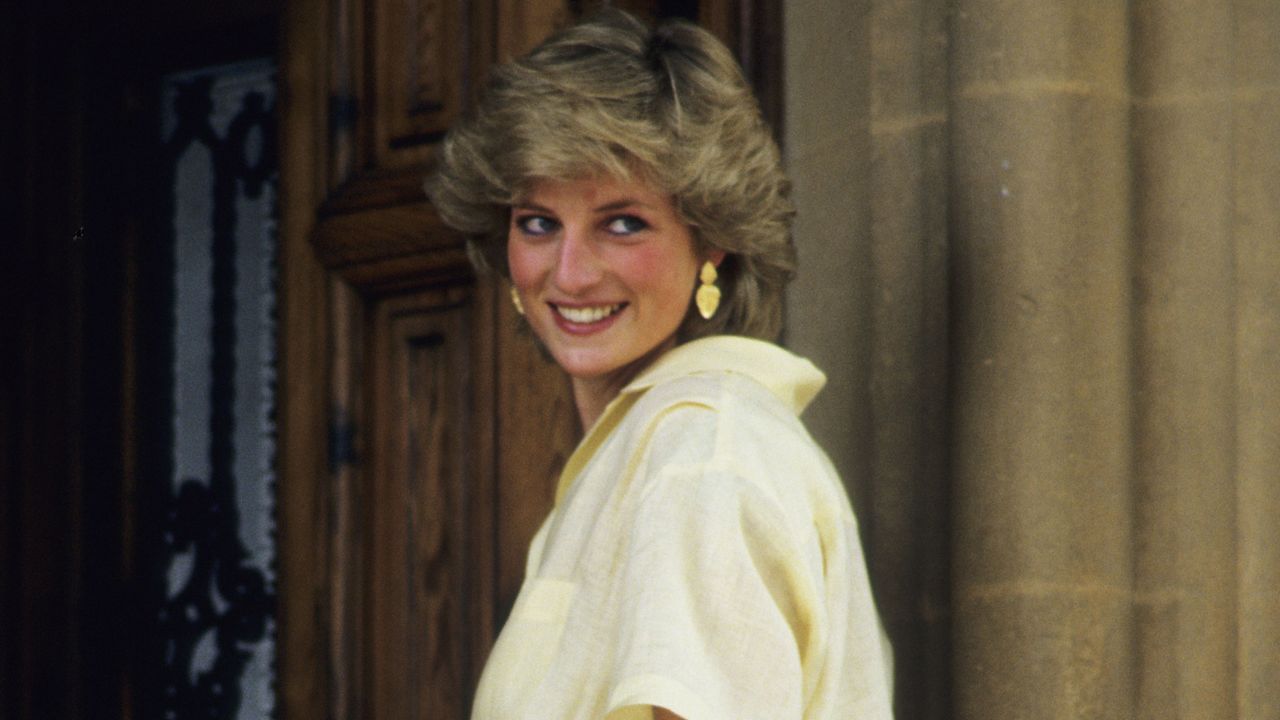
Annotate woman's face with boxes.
[507,173,713,386]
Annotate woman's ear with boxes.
[705,248,727,267]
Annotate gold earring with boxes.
[695,261,720,320]
[510,285,525,316]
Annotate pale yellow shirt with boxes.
[472,336,894,719]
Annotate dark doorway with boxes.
[3,2,280,718]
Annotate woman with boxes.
[428,9,893,719]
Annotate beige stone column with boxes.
[786,2,1278,718]
[784,0,874,512]
[1231,2,1280,718]
[867,0,950,717]
[1130,2,1240,717]
[947,3,1134,718]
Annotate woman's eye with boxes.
[515,215,557,236]
[605,215,649,235]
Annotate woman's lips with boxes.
[550,302,626,334]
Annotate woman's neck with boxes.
[571,376,623,431]
[569,336,678,429]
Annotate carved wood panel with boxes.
[366,286,496,718]
[369,0,472,169]
[323,0,494,213]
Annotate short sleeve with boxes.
[604,447,820,720]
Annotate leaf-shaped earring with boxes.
[510,285,525,316]
[695,261,720,320]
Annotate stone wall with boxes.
[784,2,1280,718]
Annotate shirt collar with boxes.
[619,335,827,415]
[555,336,826,505]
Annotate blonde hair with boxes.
[426,9,795,341]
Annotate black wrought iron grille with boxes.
[156,59,278,720]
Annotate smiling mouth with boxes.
[552,303,625,324]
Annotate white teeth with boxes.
[555,304,623,324]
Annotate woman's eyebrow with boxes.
[511,198,652,213]
[594,198,649,213]
[512,201,554,213]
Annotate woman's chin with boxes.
[550,334,679,386]
[550,350,625,382]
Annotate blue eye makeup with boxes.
[605,215,649,235]
[515,215,558,236]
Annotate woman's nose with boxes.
[552,231,603,294]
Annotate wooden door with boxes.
[275,0,780,717]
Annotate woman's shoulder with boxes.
[627,369,845,510]
[633,366,816,449]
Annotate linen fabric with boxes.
[471,336,894,720]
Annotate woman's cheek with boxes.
[615,242,673,288]
[507,238,542,293]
